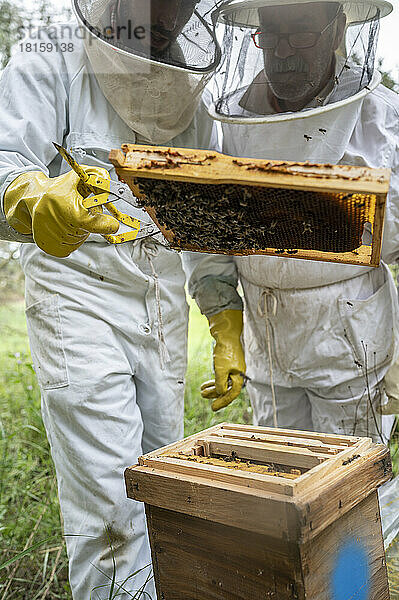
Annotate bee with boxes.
[302,222,313,234]
[268,220,277,234]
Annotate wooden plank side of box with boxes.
[300,492,389,600]
[146,505,304,600]
[198,437,327,469]
[125,466,299,540]
[139,456,296,497]
[292,437,373,494]
[144,489,388,599]
[202,429,349,455]
[218,423,362,446]
[296,444,392,542]
[110,146,390,195]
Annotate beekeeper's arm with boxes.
[0,42,118,257]
[183,251,246,411]
[380,149,399,415]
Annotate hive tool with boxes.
[53,142,161,244]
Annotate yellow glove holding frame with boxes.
[201,309,246,411]
[379,356,399,415]
[4,168,119,258]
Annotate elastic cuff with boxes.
[192,275,243,317]
[0,216,34,243]
[0,169,43,244]
[1,168,45,216]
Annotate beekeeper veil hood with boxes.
[73,0,221,143]
[210,0,392,124]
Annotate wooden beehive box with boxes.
[125,423,392,600]
[110,144,390,267]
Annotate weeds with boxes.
[2,300,398,599]
[0,303,69,599]
[0,301,249,599]
[184,301,251,437]
[91,556,153,600]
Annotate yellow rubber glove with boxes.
[379,357,399,415]
[4,168,119,258]
[201,309,246,411]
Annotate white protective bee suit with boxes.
[185,0,399,444]
[0,1,221,598]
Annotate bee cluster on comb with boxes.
[109,144,389,266]
[134,177,371,255]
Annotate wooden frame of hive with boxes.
[110,144,390,267]
[125,423,391,600]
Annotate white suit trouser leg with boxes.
[242,264,398,444]
[20,240,188,600]
[250,380,394,442]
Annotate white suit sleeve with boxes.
[182,251,243,317]
[0,38,69,242]
[382,144,399,265]
[182,89,243,317]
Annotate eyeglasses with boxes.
[251,12,340,50]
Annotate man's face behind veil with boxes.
[116,0,199,57]
[258,2,345,109]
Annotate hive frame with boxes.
[125,422,391,543]
[110,144,390,267]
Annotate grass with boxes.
[185,298,252,437]
[0,302,70,599]
[0,299,250,599]
[1,299,398,599]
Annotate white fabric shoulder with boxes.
[365,86,399,264]
[12,20,87,87]
[371,84,399,117]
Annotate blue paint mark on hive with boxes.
[331,539,369,600]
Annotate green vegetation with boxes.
[2,298,397,598]
[0,302,70,599]
[185,298,251,437]
[0,300,250,599]
[0,6,396,591]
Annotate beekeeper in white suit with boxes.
[185,0,399,442]
[0,1,221,598]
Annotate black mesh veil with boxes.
[73,0,222,72]
[72,0,225,143]
[209,0,391,122]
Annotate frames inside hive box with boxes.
[125,423,392,600]
[110,145,390,267]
